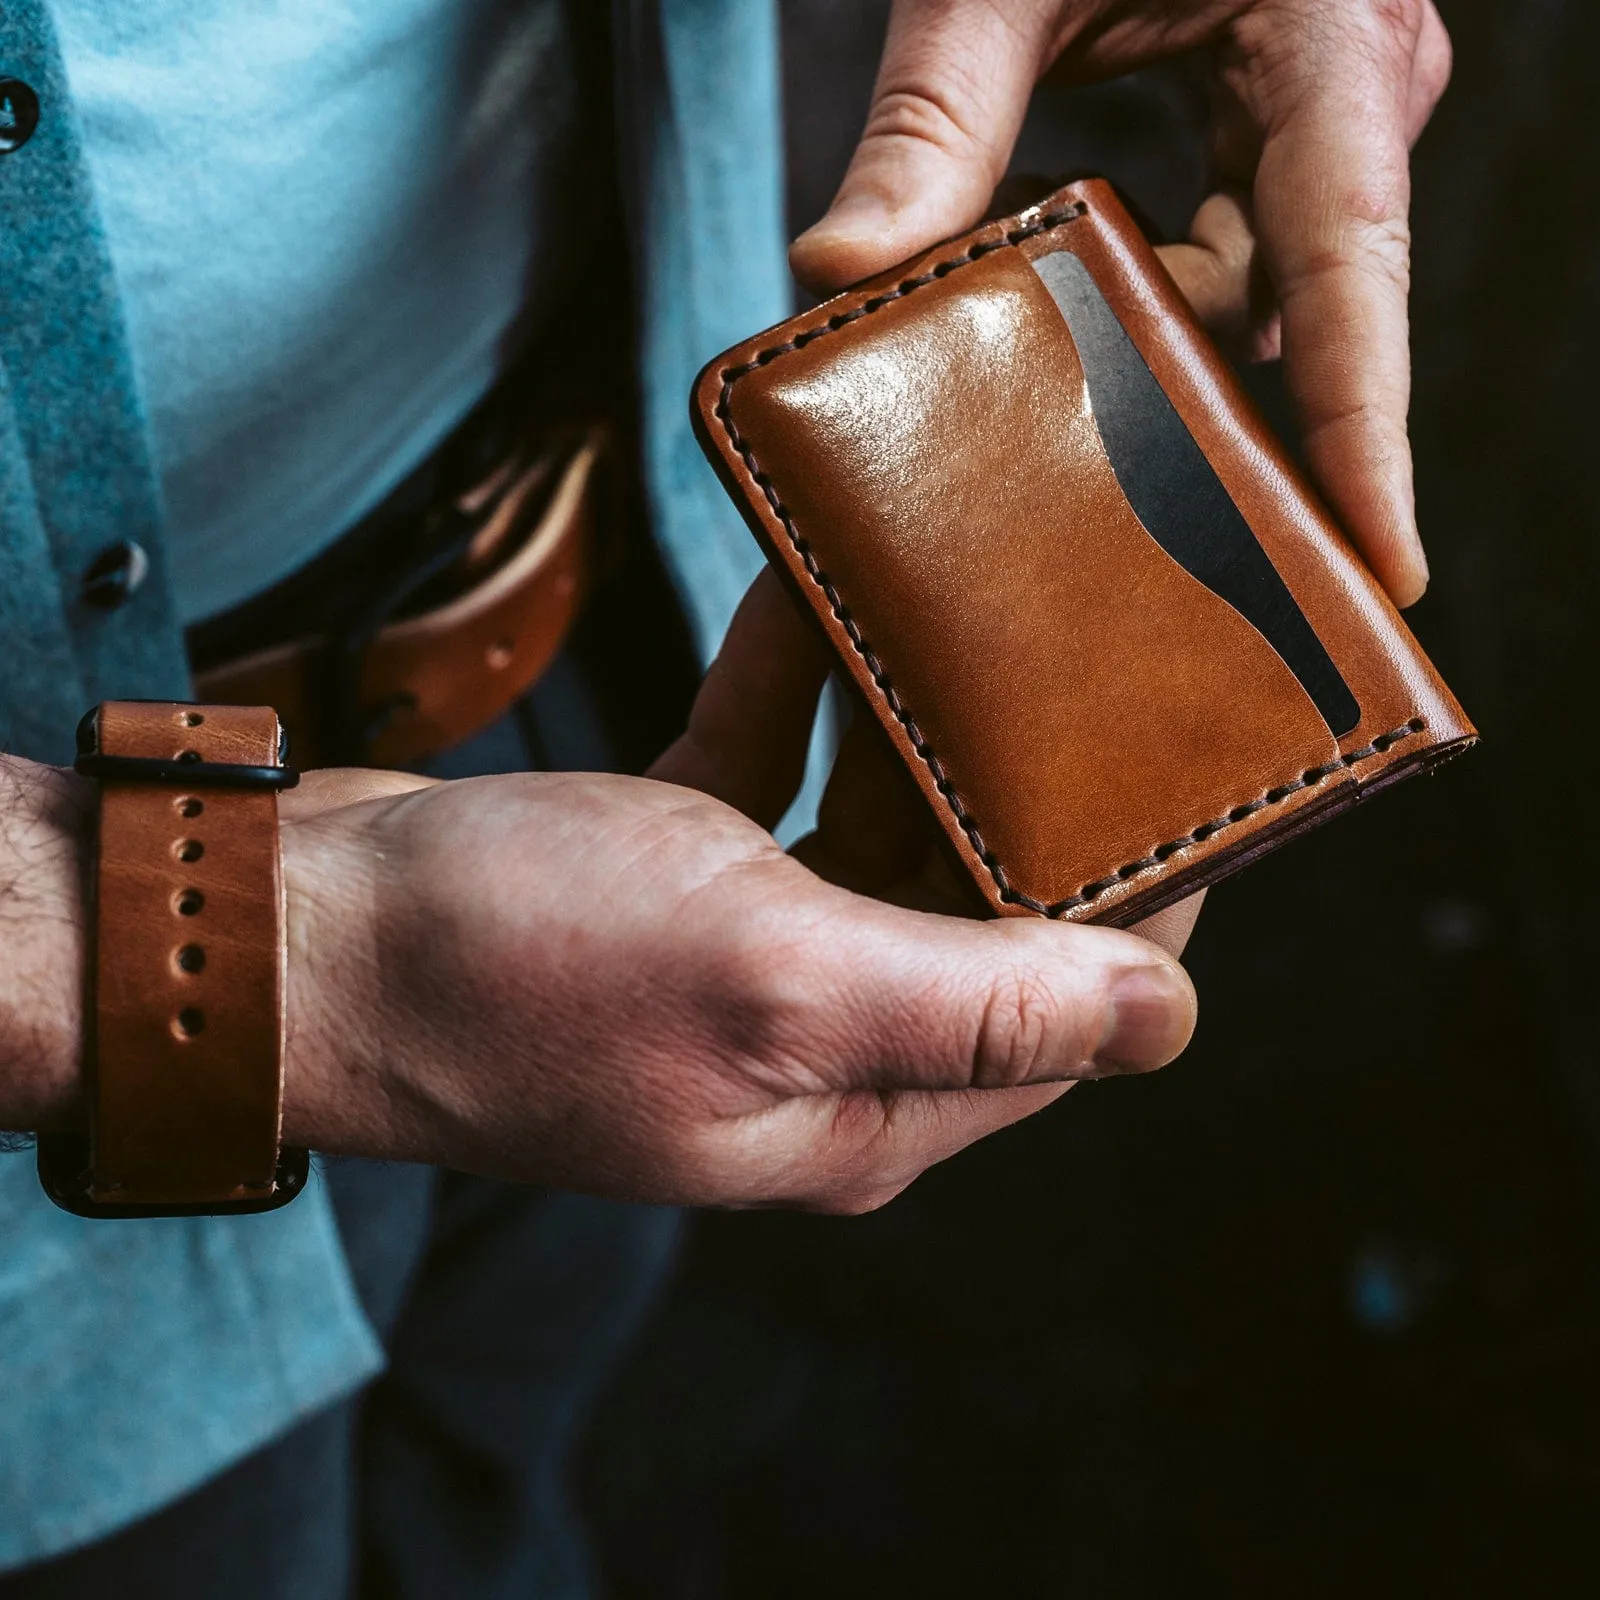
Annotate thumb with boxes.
[790,0,1059,295]
[762,878,1198,1092]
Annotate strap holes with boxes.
[173,1007,205,1040]
[175,889,204,916]
[176,943,206,975]
[176,839,204,863]
[180,711,205,728]
[177,797,203,818]
[178,749,202,764]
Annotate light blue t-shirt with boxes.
[53,0,596,623]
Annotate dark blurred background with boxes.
[585,2,1600,1593]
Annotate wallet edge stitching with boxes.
[1010,719,1426,915]
[710,201,1427,918]
[720,201,1087,382]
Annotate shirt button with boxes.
[80,541,151,609]
[0,80,40,154]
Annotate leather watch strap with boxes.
[37,701,308,1217]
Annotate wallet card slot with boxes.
[1032,249,1362,738]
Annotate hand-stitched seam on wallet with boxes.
[713,204,1426,917]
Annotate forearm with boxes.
[0,756,89,1131]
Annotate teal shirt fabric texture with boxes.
[53,0,601,624]
[0,0,789,1569]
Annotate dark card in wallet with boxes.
[692,179,1476,927]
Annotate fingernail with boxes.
[1097,962,1196,1072]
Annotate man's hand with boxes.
[1,602,1199,1214]
[0,760,90,1131]
[257,571,1192,1214]
[790,0,1453,608]
[0,588,1197,1216]
[278,768,1193,1213]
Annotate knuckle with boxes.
[971,964,1089,1089]
[1353,212,1413,284]
[1419,46,1452,110]
[1414,12,1453,107]
[1281,207,1411,297]
[1315,209,1411,273]
[862,86,983,160]
[1363,0,1427,36]
[1367,0,1428,43]
[1246,1,1424,115]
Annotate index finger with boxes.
[1244,1,1431,605]
[649,568,831,830]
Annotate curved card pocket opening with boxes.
[1032,248,1362,739]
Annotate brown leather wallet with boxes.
[38,701,306,1217]
[694,178,1476,926]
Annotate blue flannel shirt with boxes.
[0,0,790,1567]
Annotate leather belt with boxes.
[196,426,606,770]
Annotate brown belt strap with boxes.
[195,428,605,770]
[37,701,308,1217]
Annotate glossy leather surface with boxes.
[695,180,1475,924]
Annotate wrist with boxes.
[277,798,395,1159]
[0,756,92,1131]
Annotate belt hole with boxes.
[173,1006,205,1039]
[176,943,206,975]
[179,711,205,728]
[176,839,204,863]
[175,889,204,916]
[177,797,203,818]
[178,750,202,764]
